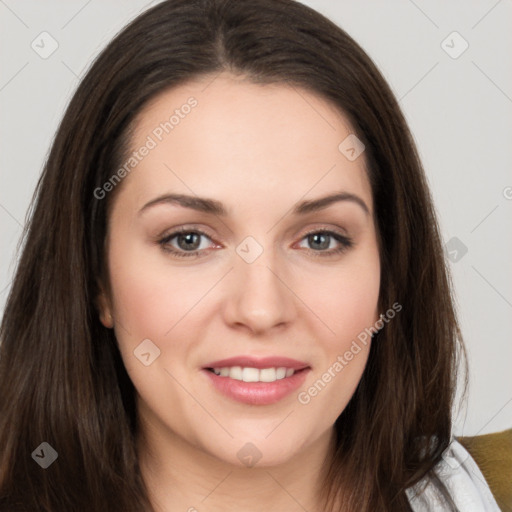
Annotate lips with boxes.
[202,355,311,405]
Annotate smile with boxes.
[207,366,296,382]
[203,367,310,405]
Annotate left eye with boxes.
[297,231,347,252]
[158,229,353,258]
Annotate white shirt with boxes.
[406,439,502,511]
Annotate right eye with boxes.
[158,228,218,258]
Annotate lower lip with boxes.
[202,368,310,405]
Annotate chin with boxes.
[198,430,311,469]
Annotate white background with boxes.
[1,0,511,436]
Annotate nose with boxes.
[222,246,297,335]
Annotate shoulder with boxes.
[405,439,501,511]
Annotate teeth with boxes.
[260,368,278,382]
[211,366,297,382]
[229,366,243,380]
[242,367,260,382]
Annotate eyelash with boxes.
[157,226,354,259]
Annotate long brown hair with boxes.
[0,0,467,510]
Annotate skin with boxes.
[97,72,381,512]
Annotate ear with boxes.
[95,281,114,329]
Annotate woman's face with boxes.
[99,72,381,468]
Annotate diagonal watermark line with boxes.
[399,62,439,103]
[61,60,79,79]
[472,61,512,104]
[289,83,337,131]
[201,69,223,93]
[470,204,499,233]
[471,0,503,30]
[471,265,512,308]
[458,396,512,488]
[164,267,234,336]
[266,164,337,234]
[468,465,493,490]
[266,266,336,335]
[201,471,233,502]
[163,367,234,438]
[0,62,29,92]
[0,280,12,296]
[265,410,294,438]
[0,203,23,228]
[61,0,92,29]
[138,0,160,13]
[0,0,29,28]
[475,396,512,436]
[408,0,439,28]
[265,471,311,512]
[112,314,132,336]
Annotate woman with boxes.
[0,0,501,510]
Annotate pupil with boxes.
[179,233,200,250]
[310,233,328,250]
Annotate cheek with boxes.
[305,253,380,345]
[107,240,204,339]
[295,247,379,415]
[106,242,202,424]
[297,267,378,426]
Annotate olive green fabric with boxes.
[457,428,512,512]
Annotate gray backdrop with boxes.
[1,0,511,436]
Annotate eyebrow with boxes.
[138,191,370,217]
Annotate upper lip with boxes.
[203,356,310,370]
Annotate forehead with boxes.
[120,72,373,215]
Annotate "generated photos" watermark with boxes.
[297,302,402,405]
